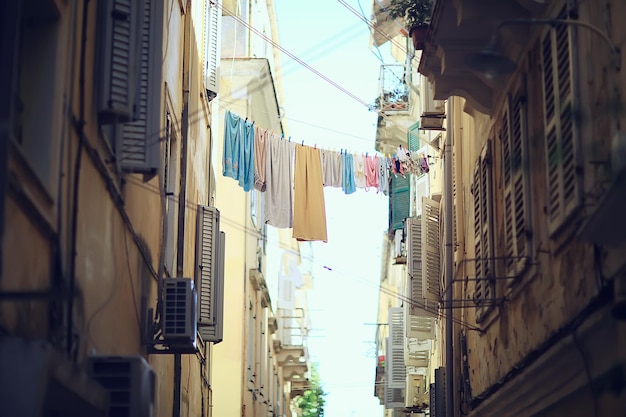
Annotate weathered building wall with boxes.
[1,1,218,416]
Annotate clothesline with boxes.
[221,109,432,242]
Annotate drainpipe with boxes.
[173,1,192,416]
[444,98,454,417]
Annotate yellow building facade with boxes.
[1,0,225,416]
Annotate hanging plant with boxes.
[384,0,433,30]
[384,0,433,50]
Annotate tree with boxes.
[296,363,326,417]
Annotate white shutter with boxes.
[196,205,224,343]
[422,198,441,301]
[406,217,437,318]
[405,315,436,340]
[203,0,221,98]
[120,0,163,174]
[405,338,431,368]
[96,0,138,123]
[278,275,295,310]
[385,308,406,408]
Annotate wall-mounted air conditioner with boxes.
[88,355,156,417]
[0,337,108,417]
[421,81,445,130]
[162,277,197,349]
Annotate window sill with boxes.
[8,141,57,238]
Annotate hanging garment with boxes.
[342,151,356,195]
[353,154,367,188]
[320,149,342,187]
[265,135,296,228]
[293,145,328,242]
[378,156,390,195]
[223,110,243,179]
[239,119,255,191]
[364,154,379,190]
[254,126,269,191]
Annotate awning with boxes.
[370,0,406,47]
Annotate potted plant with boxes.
[384,0,433,50]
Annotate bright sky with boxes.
[273,1,390,416]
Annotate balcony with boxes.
[374,64,418,154]
[418,0,549,115]
[275,307,309,384]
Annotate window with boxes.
[472,140,495,321]
[9,1,64,194]
[500,85,531,282]
[541,6,582,236]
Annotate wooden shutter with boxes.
[96,0,139,123]
[204,0,221,98]
[390,174,411,231]
[385,308,406,408]
[452,145,458,254]
[406,216,437,318]
[541,7,582,235]
[502,89,531,280]
[473,140,495,320]
[422,198,441,301]
[196,205,224,343]
[120,0,163,174]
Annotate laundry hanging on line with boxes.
[221,109,432,240]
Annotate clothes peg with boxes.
[301,140,304,146]
[288,136,291,142]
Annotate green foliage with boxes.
[384,0,433,27]
[296,363,326,417]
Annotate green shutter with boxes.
[390,174,411,231]
[408,121,420,151]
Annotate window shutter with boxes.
[278,275,295,310]
[203,0,221,99]
[120,0,163,174]
[541,8,582,235]
[390,174,411,231]
[452,146,458,254]
[422,198,441,301]
[385,308,406,408]
[196,205,224,343]
[473,140,495,320]
[96,0,139,124]
[502,90,531,279]
[406,216,437,318]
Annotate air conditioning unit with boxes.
[88,355,155,417]
[0,337,108,417]
[162,277,197,349]
[421,81,445,130]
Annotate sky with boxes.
[272,1,391,416]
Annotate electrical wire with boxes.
[122,172,483,332]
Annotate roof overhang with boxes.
[418,0,549,115]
